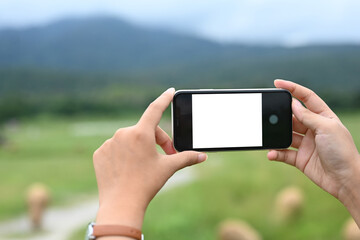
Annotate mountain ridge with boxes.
[0,16,230,71]
[0,16,360,121]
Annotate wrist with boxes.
[87,222,144,240]
[96,198,147,230]
[338,154,360,224]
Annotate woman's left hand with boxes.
[93,88,207,229]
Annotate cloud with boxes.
[0,0,360,45]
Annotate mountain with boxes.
[0,16,231,72]
[0,16,360,120]
[0,16,360,88]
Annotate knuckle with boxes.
[114,128,124,138]
[93,138,112,164]
[130,126,150,143]
[185,153,196,166]
[104,138,112,146]
[98,139,111,152]
[284,151,289,161]
[302,90,315,102]
[327,119,339,128]
[92,148,100,161]
[93,140,109,162]
[187,159,195,167]
[114,125,149,143]
[278,151,284,161]
[115,128,123,135]
[132,128,143,140]
[149,101,160,111]
[280,151,285,160]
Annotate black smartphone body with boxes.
[172,89,292,152]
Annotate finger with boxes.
[155,126,176,155]
[138,88,175,129]
[267,149,297,167]
[293,115,307,135]
[274,79,336,118]
[166,151,207,171]
[291,132,303,149]
[292,98,326,132]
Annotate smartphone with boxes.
[172,89,292,152]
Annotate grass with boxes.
[142,151,349,240]
[1,112,360,240]
[71,112,360,240]
[139,111,360,240]
[0,114,140,220]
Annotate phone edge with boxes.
[172,88,292,152]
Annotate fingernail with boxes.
[267,150,277,160]
[165,87,175,93]
[198,153,207,162]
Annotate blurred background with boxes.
[0,0,359,239]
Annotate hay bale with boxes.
[218,219,262,240]
[343,218,360,240]
[274,186,304,222]
[26,183,51,230]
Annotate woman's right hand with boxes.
[267,80,360,225]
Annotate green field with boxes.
[0,115,141,220]
[1,112,359,239]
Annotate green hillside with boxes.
[0,16,359,121]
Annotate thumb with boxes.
[166,151,207,171]
[292,98,325,132]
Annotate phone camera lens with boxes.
[269,114,279,125]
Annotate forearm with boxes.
[339,155,360,227]
[342,193,360,227]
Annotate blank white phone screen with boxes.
[192,93,262,148]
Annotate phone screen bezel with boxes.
[172,89,292,152]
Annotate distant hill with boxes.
[0,16,229,72]
[1,16,360,88]
[0,16,360,120]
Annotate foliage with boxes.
[1,17,360,122]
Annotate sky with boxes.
[0,0,360,46]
